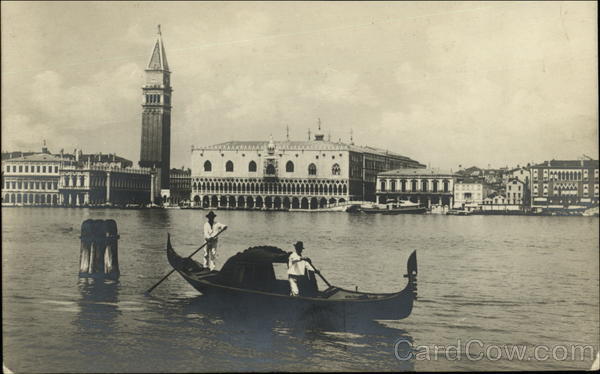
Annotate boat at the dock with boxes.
[446,209,473,216]
[166,235,417,320]
[180,203,203,210]
[360,200,426,214]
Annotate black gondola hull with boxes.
[166,237,417,321]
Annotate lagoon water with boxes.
[2,208,599,372]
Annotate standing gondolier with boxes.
[288,241,317,296]
[203,211,227,270]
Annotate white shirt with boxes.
[288,252,314,276]
[204,221,225,241]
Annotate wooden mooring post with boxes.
[79,219,120,279]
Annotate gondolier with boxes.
[203,211,227,270]
[288,241,316,296]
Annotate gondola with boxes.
[361,206,427,214]
[166,235,417,320]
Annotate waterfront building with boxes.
[2,151,72,206]
[139,26,172,201]
[507,166,530,184]
[453,180,490,211]
[58,165,152,207]
[376,168,455,208]
[530,159,599,210]
[190,129,423,210]
[505,178,526,206]
[1,143,153,207]
[168,167,191,205]
[481,178,525,212]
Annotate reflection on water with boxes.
[2,208,598,372]
[169,294,415,372]
[75,279,121,333]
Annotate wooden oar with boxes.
[145,227,228,295]
[306,259,332,288]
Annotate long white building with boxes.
[190,131,424,210]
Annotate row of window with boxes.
[5,165,59,174]
[3,181,57,190]
[193,180,349,196]
[380,180,451,193]
[460,192,481,200]
[4,193,58,204]
[203,160,341,176]
[534,169,599,181]
[145,94,170,104]
[63,176,86,187]
[533,191,599,197]
[61,175,149,189]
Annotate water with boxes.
[2,208,599,372]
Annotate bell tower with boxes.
[139,25,172,200]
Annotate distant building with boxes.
[530,159,599,210]
[453,180,490,211]
[507,166,530,184]
[190,126,424,209]
[1,151,38,161]
[507,166,531,207]
[481,178,525,212]
[168,168,191,205]
[58,165,152,207]
[456,166,483,180]
[2,144,152,207]
[505,178,526,206]
[376,168,455,207]
[2,152,72,206]
[62,149,133,168]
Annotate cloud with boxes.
[3,63,144,160]
[2,1,597,170]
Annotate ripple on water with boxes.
[2,208,598,372]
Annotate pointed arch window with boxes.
[204,160,212,172]
[225,161,234,172]
[249,161,257,172]
[286,161,294,173]
[331,163,341,176]
[308,163,317,176]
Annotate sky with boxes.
[1,1,597,170]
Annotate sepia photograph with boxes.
[1,1,598,372]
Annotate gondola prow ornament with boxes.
[79,219,120,279]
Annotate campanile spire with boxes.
[139,26,172,200]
